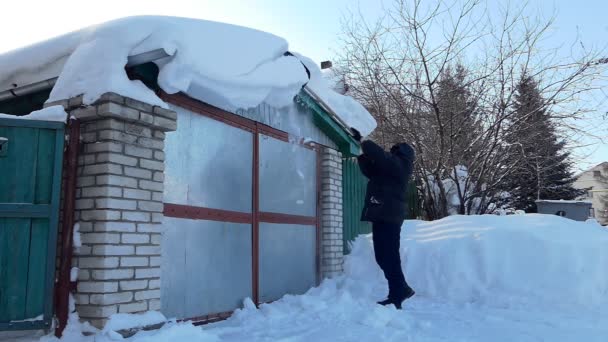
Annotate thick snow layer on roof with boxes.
[0,16,376,136]
[537,199,592,204]
[297,54,377,137]
[0,105,67,122]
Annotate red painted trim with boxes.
[257,122,289,142]
[258,212,317,226]
[160,92,256,132]
[163,203,252,224]
[252,127,260,305]
[315,148,322,285]
[160,92,325,150]
[55,120,80,338]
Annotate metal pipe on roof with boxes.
[125,48,169,67]
[0,78,58,102]
[0,89,15,102]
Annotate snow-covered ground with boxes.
[4,214,607,342]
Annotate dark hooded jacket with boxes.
[357,140,415,224]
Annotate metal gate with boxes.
[160,95,320,322]
[0,117,64,330]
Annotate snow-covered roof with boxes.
[536,199,593,205]
[0,16,376,136]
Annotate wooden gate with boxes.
[0,117,65,330]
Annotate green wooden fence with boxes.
[0,117,65,331]
[342,158,420,254]
[342,158,372,253]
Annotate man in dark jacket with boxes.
[351,128,415,309]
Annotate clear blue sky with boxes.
[0,0,605,169]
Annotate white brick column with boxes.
[52,93,176,328]
[320,147,344,278]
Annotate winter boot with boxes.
[377,298,394,306]
[392,288,416,310]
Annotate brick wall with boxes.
[47,93,176,328]
[320,147,344,278]
[46,93,346,326]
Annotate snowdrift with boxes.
[346,214,608,310]
[39,214,607,341]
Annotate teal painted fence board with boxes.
[0,118,64,331]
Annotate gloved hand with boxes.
[351,127,362,142]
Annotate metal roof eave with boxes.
[298,89,360,157]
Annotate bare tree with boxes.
[336,0,607,219]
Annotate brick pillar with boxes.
[320,147,344,278]
[51,93,176,328]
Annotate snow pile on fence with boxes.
[0,16,376,136]
[0,105,67,122]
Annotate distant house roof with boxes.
[575,162,608,178]
[536,200,593,205]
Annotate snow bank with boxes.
[40,294,98,342]
[0,16,376,135]
[35,214,607,341]
[103,311,166,333]
[204,214,608,340]
[348,214,608,310]
[118,322,220,342]
[0,105,67,122]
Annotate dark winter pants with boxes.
[372,221,411,300]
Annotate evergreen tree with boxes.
[436,65,481,166]
[433,65,485,214]
[502,76,583,212]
